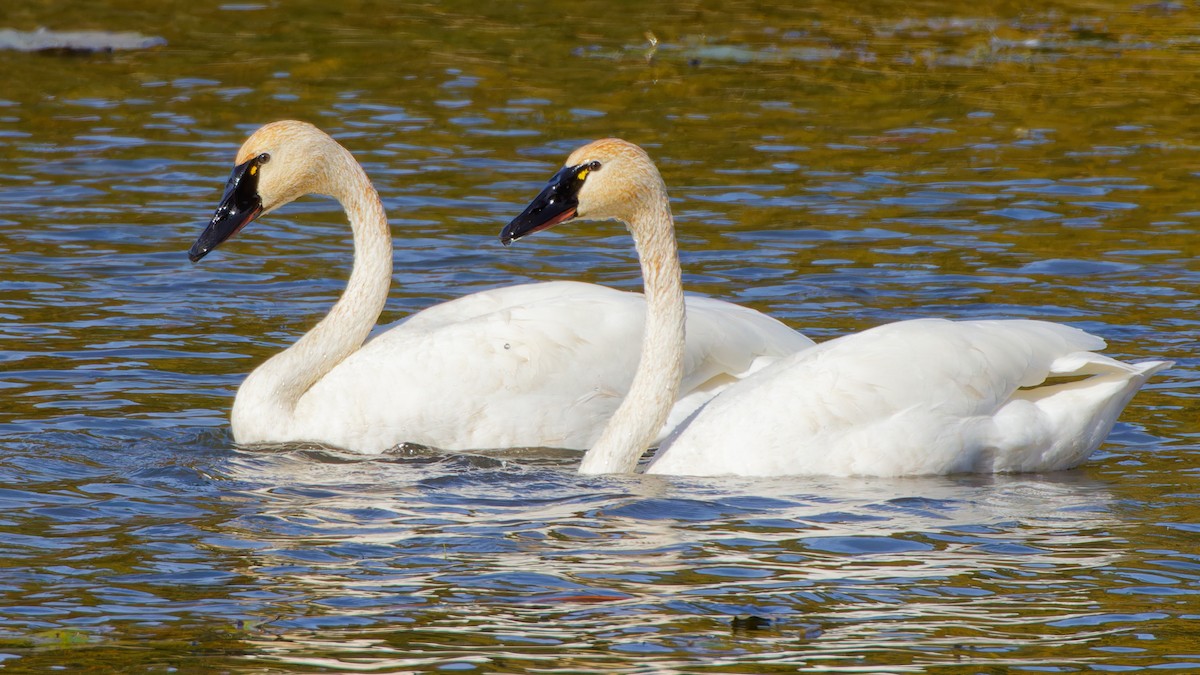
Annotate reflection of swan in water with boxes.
[217,449,1128,599]
[501,138,1171,477]
[216,449,1128,670]
[188,121,811,454]
[217,447,1125,568]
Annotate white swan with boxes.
[500,138,1172,476]
[188,121,813,453]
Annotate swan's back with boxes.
[290,281,811,452]
[650,319,1170,476]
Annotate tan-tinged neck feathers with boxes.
[228,121,393,437]
[570,140,686,474]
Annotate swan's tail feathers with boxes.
[988,356,1173,473]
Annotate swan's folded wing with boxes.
[302,283,645,450]
[756,318,1108,422]
[679,295,814,383]
[662,295,813,437]
[303,283,814,452]
[652,319,1122,476]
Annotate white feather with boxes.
[649,319,1170,476]
[285,281,810,452]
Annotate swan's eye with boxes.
[576,160,601,182]
[248,153,271,177]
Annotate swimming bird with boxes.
[188,121,812,453]
[500,138,1171,476]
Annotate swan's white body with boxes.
[504,138,1171,477]
[247,279,810,452]
[191,121,811,454]
[648,318,1169,476]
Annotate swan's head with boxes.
[500,138,663,245]
[189,120,341,262]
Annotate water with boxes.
[1,0,1198,671]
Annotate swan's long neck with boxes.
[233,148,392,431]
[578,190,685,474]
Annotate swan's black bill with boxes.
[500,164,588,245]
[188,155,266,262]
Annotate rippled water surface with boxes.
[2,0,1199,671]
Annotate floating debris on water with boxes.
[0,28,166,54]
